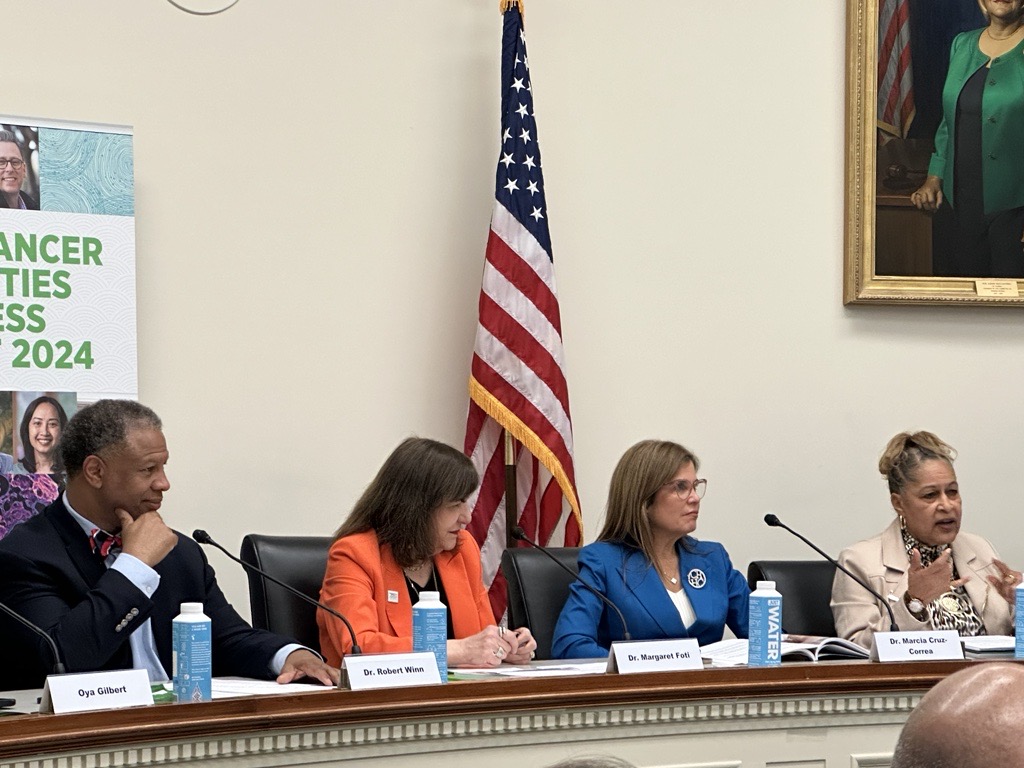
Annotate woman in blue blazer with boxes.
[551,440,749,659]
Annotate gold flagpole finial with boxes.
[499,0,524,16]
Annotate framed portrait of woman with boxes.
[844,0,1024,306]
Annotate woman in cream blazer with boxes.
[832,431,1020,649]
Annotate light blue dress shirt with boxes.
[63,493,303,682]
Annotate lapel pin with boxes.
[387,590,399,603]
[687,568,707,589]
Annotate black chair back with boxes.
[501,546,580,660]
[746,560,837,637]
[239,534,332,649]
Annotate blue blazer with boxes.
[551,539,750,659]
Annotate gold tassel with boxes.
[499,0,524,17]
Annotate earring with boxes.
[898,514,907,530]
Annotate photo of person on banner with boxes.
[0,126,39,211]
[14,394,73,478]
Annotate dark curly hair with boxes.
[61,400,162,479]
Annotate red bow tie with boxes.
[89,528,122,558]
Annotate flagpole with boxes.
[504,429,518,548]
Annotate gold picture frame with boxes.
[844,0,1024,306]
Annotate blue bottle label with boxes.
[1015,587,1024,659]
[172,619,212,702]
[413,604,448,682]
[748,594,782,667]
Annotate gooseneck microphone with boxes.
[763,514,898,633]
[192,530,362,655]
[511,526,631,641]
[0,600,66,675]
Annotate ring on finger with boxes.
[494,646,506,659]
[498,626,506,637]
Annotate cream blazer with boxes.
[831,518,1012,649]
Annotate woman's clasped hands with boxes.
[448,624,537,667]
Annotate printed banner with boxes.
[0,117,136,400]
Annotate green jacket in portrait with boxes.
[928,29,1024,215]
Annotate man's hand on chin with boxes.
[277,649,339,686]
[116,508,177,567]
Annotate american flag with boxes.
[877,0,915,139]
[464,5,582,620]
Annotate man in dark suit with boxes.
[0,400,337,691]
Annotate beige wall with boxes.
[4,1,1022,617]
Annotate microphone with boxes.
[511,526,631,641]
[192,530,362,655]
[763,514,898,633]
[0,600,66,675]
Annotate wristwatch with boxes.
[904,591,928,621]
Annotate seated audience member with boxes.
[891,663,1024,767]
[832,431,1019,649]
[16,396,68,477]
[0,399,336,691]
[318,437,537,667]
[551,440,749,659]
[0,130,38,210]
[0,452,12,475]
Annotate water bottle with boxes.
[748,580,782,667]
[172,602,212,702]
[1016,584,1024,660]
[413,590,448,683]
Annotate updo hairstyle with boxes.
[878,431,956,494]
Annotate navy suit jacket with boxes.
[0,498,291,690]
[551,539,750,659]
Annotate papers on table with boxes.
[450,662,608,679]
[156,678,333,700]
[699,636,870,667]
[961,635,1015,658]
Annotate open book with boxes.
[701,636,869,666]
[781,635,870,661]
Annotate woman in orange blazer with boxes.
[318,437,537,667]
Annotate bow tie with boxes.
[89,528,122,558]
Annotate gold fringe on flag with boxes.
[499,0,524,16]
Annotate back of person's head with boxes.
[60,400,162,479]
[878,431,956,494]
[335,437,478,566]
[891,664,1024,768]
[597,439,698,558]
[545,757,637,768]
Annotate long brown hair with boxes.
[334,437,479,567]
[597,439,700,563]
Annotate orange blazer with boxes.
[317,529,495,665]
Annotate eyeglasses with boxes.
[661,478,707,500]
[0,158,25,169]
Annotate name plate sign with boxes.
[608,639,702,674]
[40,669,153,714]
[343,652,443,690]
[871,630,964,662]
